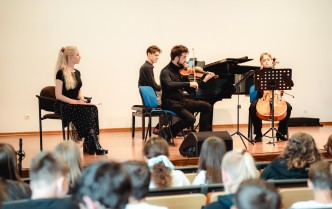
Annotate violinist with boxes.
[249,52,293,142]
[159,45,215,142]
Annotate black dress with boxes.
[54,70,99,139]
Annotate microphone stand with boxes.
[16,138,25,177]
[231,71,255,149]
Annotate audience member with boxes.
[231,179,281,209]
[291,160,332,208]
[192,136,226,185]
[143,137,190,189]
[204,150,259,209]
[324,134,332,157]
[261,132,321,180]
[123,160,168,209]
[3,151,78,209]
[0,143,31,201]
[73,160,131,209]
[54,141,82,193]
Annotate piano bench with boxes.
[131,105,159,140]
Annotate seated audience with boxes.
[0,143,31,201]
[123,160,168,209]
[231,179,281,209]
[143,137,190,189]
[73,160,131,209]
[261,132,321,180]
[54,141,82,193]
[192,136,226,185]
[324,134,332,157]
[291,160,332,208]
[3,151,79,209]
[204,150,259,209]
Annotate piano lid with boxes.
[204,56,253,68]
[203,56,258,75]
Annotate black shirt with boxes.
[160,61,207,103]
[56,69,82,99]
[138,61,161,91]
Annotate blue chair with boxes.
[248,85,258,141]
[139,86,178,145]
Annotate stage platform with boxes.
[1,125,331,177]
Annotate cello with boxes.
[256,90,287,121]
[256,58,288,121]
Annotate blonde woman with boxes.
[204,150,259,209]
[54,141,82,193]
[54,46,107,155]
[249,52,293,142]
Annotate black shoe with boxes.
[83,134,108,155]
[254,134,263,142]
[160,127,171,143]
[276,133,287,141]
[152,127,160,135]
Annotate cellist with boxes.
[249,52,293,142]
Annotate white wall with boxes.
[0,0,331,133]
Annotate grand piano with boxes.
[188,56,260,121]
[190,57,259,102]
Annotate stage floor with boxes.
[1,125,331,170]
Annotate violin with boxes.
[179,66,218,79]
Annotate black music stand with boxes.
[255,68,292,146]
[231,70,255,149]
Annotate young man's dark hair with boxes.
[146,45,161,55]
[233,179,281,209]
[170,45,188,60]
[309,160,332,190]
[73,160,131,209]
[122,160,150,200]
[291,160,332,208]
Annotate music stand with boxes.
[231,70,255,149]
[254,68,292,146]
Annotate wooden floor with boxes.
[1,125,331,170]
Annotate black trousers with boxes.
[249,99,292,136]
[162,99,212,136]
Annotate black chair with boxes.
[36,86,69,151]
[131,105,159,140]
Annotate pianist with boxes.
[159,45,215,141]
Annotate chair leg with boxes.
[67,124,70,140]
[144,115,152,142]
[148,115,152,137]
[142,113,145,140]
[248,114,253,141]
[39,119,43,151]
[132,113,135,138]
[166,114,175,146]
[38,101,43,151]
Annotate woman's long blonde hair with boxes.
[54,141,82,187]
[54,46,78,90]
[222,150,259,194]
